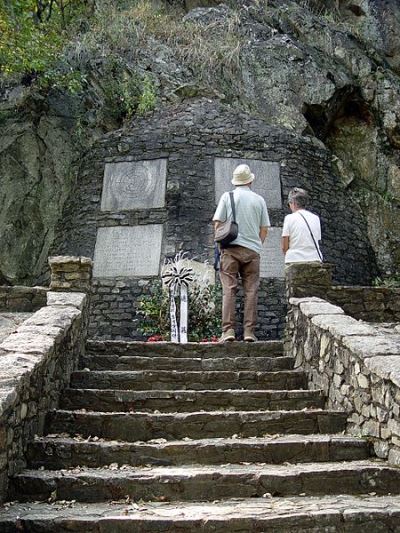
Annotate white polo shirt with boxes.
[213,186,270,255]
[282,209,322,263]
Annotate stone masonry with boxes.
[2,339,400,529]
[49,256,93,293]
[287,296,400,465]
[285,262,400,465]
[50,99,377,341]
[0,257,92,501]
[0,286,48,313]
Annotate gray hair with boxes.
[288,187,309,208]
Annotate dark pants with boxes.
[219,245,260,333]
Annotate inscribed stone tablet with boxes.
[101,159,167,211]
[215,158,281,208]
[260,227,285,279]
[93,226,163,278]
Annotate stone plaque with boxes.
[215,158,282,208]
[93,225,163,278]
[101,159,167,211]
[260,227,285,278]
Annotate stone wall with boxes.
[285,262,400,323]
[0,286,48,313]
[89,277,286,341]
[51,99,376,340]
[327,286,400,322]
[0,258,90,502]
[286,296,400,465]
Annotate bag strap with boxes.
[298,212,323,261]
[229,192,236,223]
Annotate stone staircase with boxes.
[2,341,400,531]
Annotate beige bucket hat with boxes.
[231,164,255,186]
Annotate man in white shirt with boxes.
[281,187,323,264]
[213,164,270,342]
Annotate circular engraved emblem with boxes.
[111,162,154,199]
[102,159,166,211]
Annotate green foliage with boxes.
[137,281,170,339]
[94,59,156,122]
[1,0,243,124]
[373,273,400,288]
[0,0,93,77]
[0,1,63,75]
[138,278,222,342]
[188,281,222,342]
[137,76,157,115]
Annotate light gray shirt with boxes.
[213,186,270,255]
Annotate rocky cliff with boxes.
[0,0,399,284]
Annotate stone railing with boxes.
[0,286,48,312]
[286,296,400,464]
[285,263,400,466]
[0,256,92,502]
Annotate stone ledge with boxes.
[0,290,88,501]
[47,291,86,311]
[2,494,400,530]
[287,295,400,464]
[48,256,93,267]
[0,286,48,313]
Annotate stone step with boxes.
[70,370,307,391]
[11,460,400,503]
[27,434,371,470]
[80,354,294,372]
[86,340,284,358]
[2,495,400,532]
[60,388,325,413]
[46,409,348,441]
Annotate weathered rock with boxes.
[60,388,324,413]
[12,460,400,503]
[46,408,348,441]
[2,337,399,530]
[2,495,400,532]
[27,434,368,469]
[69,368,308,391]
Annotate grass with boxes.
[65,0,243,97]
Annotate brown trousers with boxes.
[219,245,260,333]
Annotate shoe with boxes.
[244,331,257,342]
[218,329,236,343]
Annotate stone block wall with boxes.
[49,255,93,293]
[327,286,400,322]
[0,286,48,312]
[286,296,400,465]
[285,261,400,323]
[51,99,377,339]
[89,277,286,340]
[0,291,88,501]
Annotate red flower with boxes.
[147,334,164,342]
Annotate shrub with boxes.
[138,277,222,342]
[373,273,400,289]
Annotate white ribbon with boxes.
[169,286,179,343]
[179,284,188,343]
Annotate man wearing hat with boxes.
[213,164,270,342]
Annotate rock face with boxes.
[1,0,400,283]
[0,92,79,285]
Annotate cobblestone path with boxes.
[1,340,400,531]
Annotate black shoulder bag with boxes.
[298,212,323,261]
[214,192,239,248]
